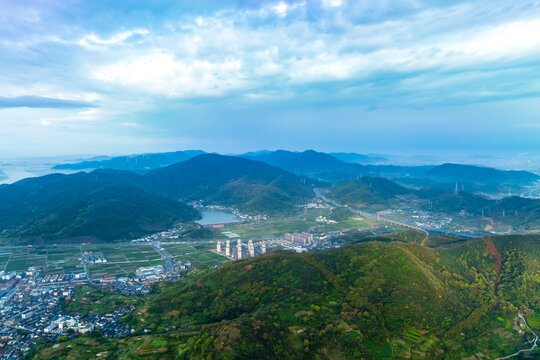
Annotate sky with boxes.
[1,0,540,159]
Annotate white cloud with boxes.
[269,1,306,17]
[321,0,343,7]
[76,28,149,49]
[92,52,245,97]
[85,7,540,103]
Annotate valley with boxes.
[0,150,538,359]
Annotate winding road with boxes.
[494,314,539,359]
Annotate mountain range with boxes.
[0,154,313,242]
[246,150,540,196]
[2,150,540,242]
[51,149,540,198]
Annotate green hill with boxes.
[145,154,314,214]
[0,155,315,242]
[30,233,540,359]
[326,176,413,211]
[0,171,199,243]
[327,177,540,229]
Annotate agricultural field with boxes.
[84,244,164,278]
[0,244,166,278]
[162,243,230,269]
[0,246,84,275]
[225,207,371,239]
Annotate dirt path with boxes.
[483,236,502,292]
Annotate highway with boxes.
[314,188,488,239]
[151,242,175,274]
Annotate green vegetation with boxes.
[162,243,230,269]
[0,246,84,274]
[0,171,199,243]
[30,233,540,359]
[327,177,540,231]
[61,285,137,316]
[145,154,314,214]
[225,207,369,239]
[327,177,411,211]
[85,244,164,278]
[0,244,169,277]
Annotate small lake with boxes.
[196,210,240,225]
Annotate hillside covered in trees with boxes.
[30,233,540,359]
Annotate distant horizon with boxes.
[1,1,540,158]
[2,148,540,174]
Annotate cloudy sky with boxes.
[1,0,540,158]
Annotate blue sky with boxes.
[1,0,540,158]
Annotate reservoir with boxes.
[196,210,240,225]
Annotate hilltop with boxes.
[145,154,314,214]
[30,233,540,359]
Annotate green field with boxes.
[0,246,84,275]
[0,242,233,278]
[84,244,164,278]
[225,208,371,239]
[162,243,230,269]
[0,244,166,277]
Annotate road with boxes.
[314,188,488,239]
[495,314,539,359]
[151,242,175,274]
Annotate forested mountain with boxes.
[145,154,314,213]
[245,150,540,197]
[327,176,412,211]
[53,150,206,173]
[0,155,317,242]
[0,171,199,243]
[326,177,540,228]
[31,233,540,359]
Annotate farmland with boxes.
[161,243,230,269]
